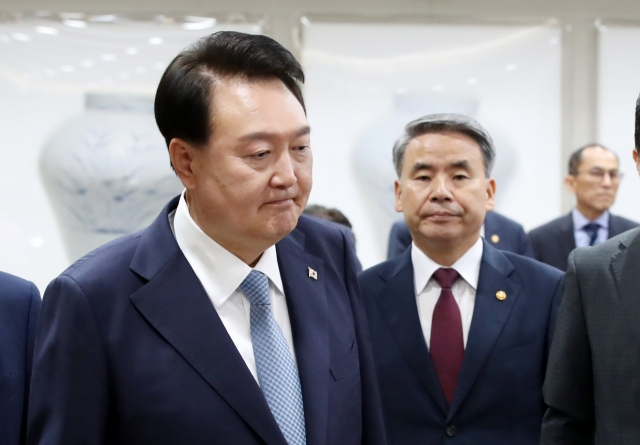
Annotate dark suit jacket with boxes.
[27,196,385,445]
[542,228,640,444]
[0,272,41,445]
[360,241,563,444]
[306,216,362,272]
[529,211,638,272]
[387,211,533,260]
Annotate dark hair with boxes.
[392,114,496,178]
[636,93,640,149]
[154,31,305,158]
[303,204,352,229]
[567,143,616,175]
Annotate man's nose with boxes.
[429,176,453,201]
[271,151,297,188]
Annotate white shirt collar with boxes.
[173,190,284,308]
[411,236,484,295]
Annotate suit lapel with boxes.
[447,242,520,421]
[129,199,287,445]
[611,229,640,342]
[374,252,449,415]
[276,234,329,445]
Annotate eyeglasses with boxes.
[576,168,623,183]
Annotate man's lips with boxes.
[265,198,295,205]
[423,212,460,220]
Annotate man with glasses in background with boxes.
[529,144,637,271]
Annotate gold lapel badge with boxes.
[496,290,507,301]
[491,234,500,244]
[308,267,318,280]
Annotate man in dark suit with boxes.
[0,271,40,445]
[387,211,533,260]
[28,32,384,445]
[359,114,563,444]
[529,143,637,271]
[541,95,640,444]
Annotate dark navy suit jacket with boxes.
[0,271,40,445]
[28,196,385,445]
[387,211,533,259]
[529,212,638,272]
[359,241,563,444]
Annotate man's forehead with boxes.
[581,147,619,167]
[407,133,482,159]
[209,76,307,135]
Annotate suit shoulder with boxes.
[60,231,144,286]
[0,271,38,300]
[528,215,569,239]
[289,215,352,271]
[296,214,343,238]
[611,213,640,230]
[572,227,640,268]
[501,251,564,280]
[488,211,525,231]
[358,255,405,287]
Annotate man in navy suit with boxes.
[387,211,533,260]
[28,32,384,445]
[359,114,563,444]
[529,144,638,271]
[0,271,40,445]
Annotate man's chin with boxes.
[265,211,300,239]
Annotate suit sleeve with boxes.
[541,251,595,445]
[341,232,386,445]
[27,275,110,445]
[20,283,41,445]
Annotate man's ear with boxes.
[394,180,403,213]
[169,138,197,189]
[486,178,496,212]
[633,148,640,175]
[565,174,577,193]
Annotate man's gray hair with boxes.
[392,113,496,178]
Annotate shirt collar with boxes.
[572,207,609,230]
[173,190,284,308]
[411,236,484,295]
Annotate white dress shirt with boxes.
[411,237,483,349]
[169,191,296,383]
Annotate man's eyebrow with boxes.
[239,125,311,142]
[411,162,433,173]
[410,160,472,173]
[451,160,472,170]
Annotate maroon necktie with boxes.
[430,268,464,406]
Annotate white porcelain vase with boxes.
[40,93,183,262]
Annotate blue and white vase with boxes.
[40,93,183,262]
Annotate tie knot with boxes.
[239,270,270,306]
[583,222,600,233]
[433,268,460,289]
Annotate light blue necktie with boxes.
[239,270,307,445]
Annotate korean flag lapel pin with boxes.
[308,267,318,280]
